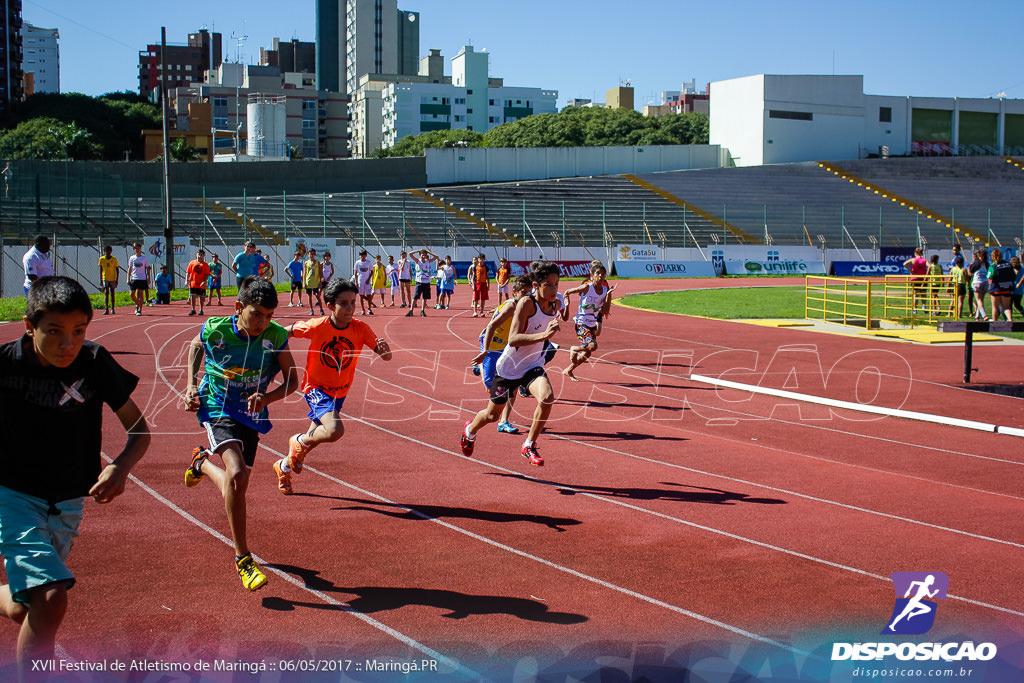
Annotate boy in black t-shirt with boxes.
[0,276,149,679]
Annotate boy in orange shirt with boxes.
[273,279,393,494]
[495,257,511,306]
[186,249,211,315]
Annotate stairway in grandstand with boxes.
[817,161,989,245]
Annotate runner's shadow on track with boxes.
[557,398,685,412]
[553,430,688,442]
[491,474,787,506]
[330,497,583,532]
[261,568,588,624]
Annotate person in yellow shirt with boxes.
[302,249,325,316]
[98,245,120,315]
[371,254,388,310]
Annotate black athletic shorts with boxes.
[201,416,260,467]
[413,282,432,300]
[489,366,546,406]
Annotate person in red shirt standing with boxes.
[472,254,490,318]
[903,247,929,313]
[273,279,392,494]
[186,249,212,316]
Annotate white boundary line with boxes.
[102,454,481,680]
[256,443,813,657]
[688,373,1014,435]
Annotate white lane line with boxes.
[358,372,1024,552]
[689,373,1022,436]
[257,442,812,657]
[102,454,481,680]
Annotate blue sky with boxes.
[24,0,1024,107]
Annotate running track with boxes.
[1,278,1022,682]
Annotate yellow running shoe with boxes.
[273,458,293,495]
[185,447,209,488]
[235,554,267,591]
[287,434,311,473]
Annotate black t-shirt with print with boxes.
[0,335,139,504]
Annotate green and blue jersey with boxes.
[197,316,288,433]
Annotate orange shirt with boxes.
[291,317,378,398]
[474,264,490,286]
[496,266,510,285]
[187,260,211,288]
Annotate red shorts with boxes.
[473,283,489,301]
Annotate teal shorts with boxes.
[0,485,82,604]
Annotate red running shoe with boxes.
[460,421,475,457]
[521,444,544,466]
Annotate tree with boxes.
[481,107,710,148]
[169,137,202,162]
[377,129,485,157]
[0,117,99,159]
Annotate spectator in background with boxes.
[949,256,968,319]
[302,248,325,316]
[208,253,224,306]
[98,245,119,315]
[397,250,413,308]
[232,242,266,286]
[385,255,400,307]
[1010,255,1024,319]
[926,254,944,314]
[127,243,151,316]
[186,249,211,316]
[903,247,928,312]
[23,235,55,294]
[286,252,304,307]
[154,265,173,305]
[969,249,990,321]
[987,248,1016,321]
[321,252,335,286]
[256,249,274,281]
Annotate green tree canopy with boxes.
[378,107,710,157]
[375,128,485,158]
[0,92,160,160]
[0,117,100,159]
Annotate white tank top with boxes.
[496,296,556,380]
[573,283,608,327]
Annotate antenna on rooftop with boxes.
[231,29,248,64]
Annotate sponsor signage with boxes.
[614,260,717,278]
[508,260,595,279]
[880,247,917,265]
[831,261,905,277]
[616,244,659,261]
[288,238,337,260]
[726,259,826,276]
[142,236,190,270]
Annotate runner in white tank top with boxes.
[561,262,611,381]
[461,261,563,467]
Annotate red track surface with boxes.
[2,278,1022,682]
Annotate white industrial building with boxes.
[21,22,59,94]
[710,74,1024,166]
[349,45,556,157]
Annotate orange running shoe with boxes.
[273,458,293,495]
[287,434,311,473]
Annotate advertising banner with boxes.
[615,244,659,261]
[507,260,596,279]
[709,246,821,276]
[142,236,190,271]
[831,261,905,277]
[880,247,916,266]
[724,259,826,276]
[288,237,338,260]
[614,260,717,278]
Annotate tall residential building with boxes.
[261,38,316,74]
[315,0,418,96]
[138,29,222,100]
[1,0,23,117]
[21,22,58,94]
[355,45,556,157]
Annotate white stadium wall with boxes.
[426,145,722,185]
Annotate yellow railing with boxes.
[805,276,875,327]
[881,275,957,327]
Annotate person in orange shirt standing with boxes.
[186,249,212,316]
[495,257,511,307]
[472,254,490,318]
[273,279,392,494]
